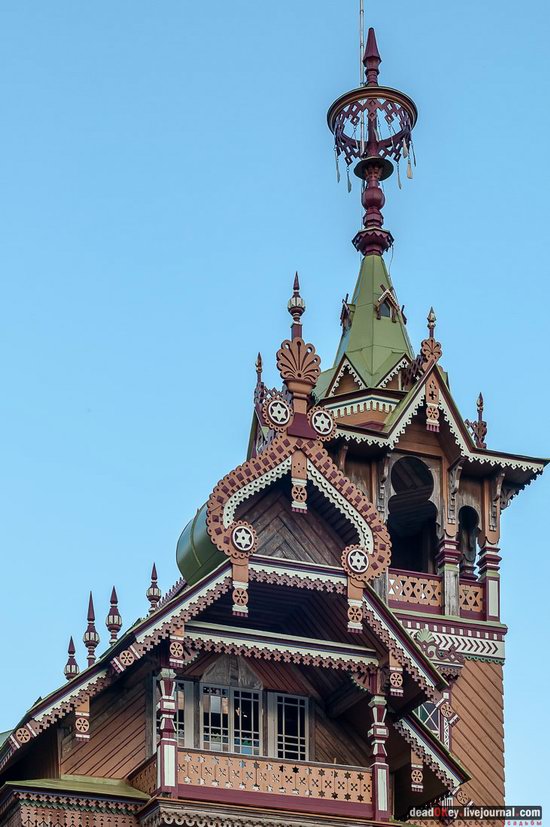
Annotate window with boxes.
[155,680,193,748]
[379,301,391,318]
[201,684,261,756]
[416,701,440,736]
[269,694,308,761]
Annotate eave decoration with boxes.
[206,276,392,631]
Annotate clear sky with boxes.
[0,0,548,808]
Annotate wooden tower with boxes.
[0,22,546,827]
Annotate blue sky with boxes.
[0,0,548,807]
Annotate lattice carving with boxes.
[388,571,443,608]
[459,582,484,615]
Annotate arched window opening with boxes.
[388,457,438,573]
[458,506,479,579]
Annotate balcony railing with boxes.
[176,748,373,818]
[459,580,485,618]
[388,568,486,619]
[388,569,443,613]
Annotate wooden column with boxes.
[157,668,177,795]
[369,694,390,820]
[436,538,461,617]
[478,544,501,622]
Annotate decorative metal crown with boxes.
[327,27,418,255]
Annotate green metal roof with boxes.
[318,254,414,395]
[1,775,149,800]
[176,503,225,585]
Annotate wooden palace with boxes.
[0,22,546,827]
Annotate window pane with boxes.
[276,695,307,760]
[203,686,229,752]
[233,689,260,756]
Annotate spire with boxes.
[328,27,418,255]
[146,563,161,614]
[466,393,488,449]
[330,255,414,387]
[287,272,305,339]
[83,592,100,667]
[64,636,79,681]
[363,27,381,85]
[106,586,122,644]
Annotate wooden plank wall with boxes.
[451,659,505,806]
[60,678,147,778]
[241,489,344,567]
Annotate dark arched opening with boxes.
[458,505,479,579]
[388,457,438,572]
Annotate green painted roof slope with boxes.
[1,775,149,800]
[176,503,225,585]
[318,254,414,396]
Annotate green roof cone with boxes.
[324,255,414,394]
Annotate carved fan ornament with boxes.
[205,278,392,629]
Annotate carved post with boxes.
[436,538,461,617]
[369,694,390,820]
[157,668,177,795]
[478,544,501,622]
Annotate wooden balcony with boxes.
[176,748,374,818]
[388,568,485,619]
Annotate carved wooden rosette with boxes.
[425,375,440,432]
[74,698,90,741]
[341,531,391,634]
[410,749,424,793]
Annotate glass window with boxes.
[416,701,440,736]
[233,689,261,756]
[276,695,307,760]
[202,685,230,752]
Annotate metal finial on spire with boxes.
[106,586,122,644]
[64,636,80,681]
[83,592,100,667]
[427,307,437,338]
[287,272,306,339]
[466,393,488,449]
[328,27,418,256]
[255,352,263,381]
[363,27,381,85]
[146,563,161,614]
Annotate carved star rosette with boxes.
[229,520,258,560]
[308,406,337,441]
[262,394,294,433]
[341,545,373,584]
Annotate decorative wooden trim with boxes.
[459,581,485,617]
[393,717,466,791]
[177,748,373,807]
[388,570,443,612]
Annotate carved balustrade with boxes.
[459,580,485,618]
[177,748,373,816]
[388,569,443,613]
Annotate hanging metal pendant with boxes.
[403,140,408,159]
[397,162,402,190]
[347,165,352,193]
[411,139,417,167]
[335,148,341,183]
[407,158,413,179]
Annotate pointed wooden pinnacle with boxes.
[106,586,122,645]
[146,563,161,614]
[83,592,100,667]
[64,636,80,681]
